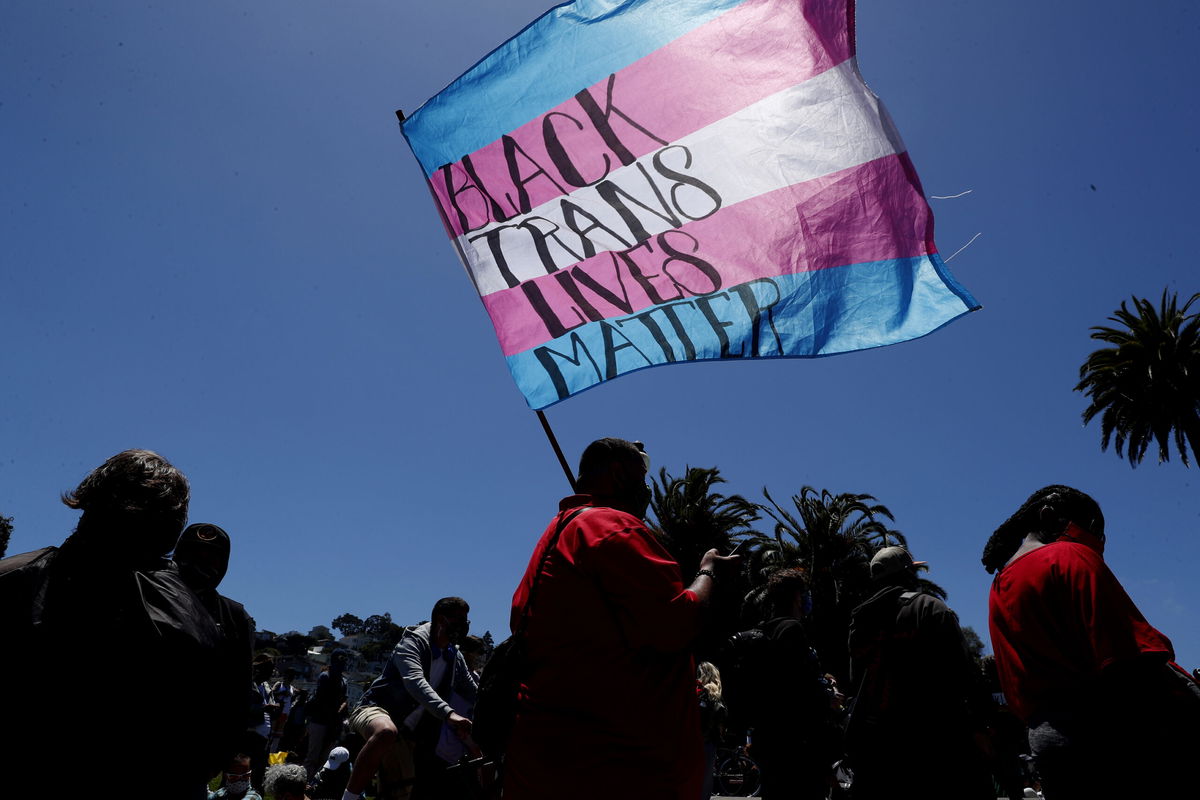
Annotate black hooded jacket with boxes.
[176,522,256,772]
[0,525,223,795]
[847,584,981,735]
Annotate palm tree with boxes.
[648,465,762,578]
[758,487,906,583]
[1075,291,1200,467]
[648,466,762,657]
[750,487,942,683]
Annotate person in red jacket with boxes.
[503,437,737,800]
[982,485,1199,799]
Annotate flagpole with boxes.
[536,409,578,493]
[395,106,582,492]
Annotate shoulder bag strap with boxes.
[514,506,591,638]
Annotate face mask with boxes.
[179,561,222,591]
[1058,521,1105,555]
[225,777,251,795]
[630,481,652,519]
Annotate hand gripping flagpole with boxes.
[536,409,578,493]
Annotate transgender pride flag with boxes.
[400,0,979,409]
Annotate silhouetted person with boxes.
[245,654,277,790]
[983,485,1200,799]
[308,746,352,799]
[0,449,220,799]
[208,753,263,800]
[176,522,256,781]
[264,763,311,800]
[304,648,350,780]
[752,568,838,800]
[503,437,738,800]
[696,661,727,800]
[847,546,992,800]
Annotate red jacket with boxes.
[988,540,1173,723]
[503,496,704,800]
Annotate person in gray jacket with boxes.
[343,597,477,800]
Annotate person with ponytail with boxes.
[983,485,1198,799]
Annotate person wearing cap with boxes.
[308,746,352,799]
[846,546,992,800]
[982,485,1199,799]
[502,437,739,800]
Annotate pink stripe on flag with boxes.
[481,154,934,357]
[431,0,852,238]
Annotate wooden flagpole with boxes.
[536,409,578,492]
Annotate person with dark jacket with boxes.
[176,522,256,781]
[304,649,350,780]
[751,568,837,800]
[696,661,727,800]
[0,449,221,800]
[847,546,992,800]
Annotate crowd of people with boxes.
[0,446,1197,800]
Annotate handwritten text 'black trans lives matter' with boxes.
[434,75,785,398]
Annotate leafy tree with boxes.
[961,625,987,670]
[276,631,315,657]
[308,624,333,642]
[331,613,364,638]
[0,514,12,560]
[359,640,391,663]
[363,613,394,639]
[479,630,496,666]
[1075,290,1200,467]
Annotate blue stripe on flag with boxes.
[401,0,750,176]
[505,254,979,409]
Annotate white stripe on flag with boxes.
[457,61,906,297]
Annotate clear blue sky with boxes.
[3,1,1198,669]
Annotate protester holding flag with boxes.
[504,438,737,800]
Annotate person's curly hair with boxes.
[62,449,189,529]
[264,762,308,798]
[981,485,1104,574]
[764,567,811,618]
